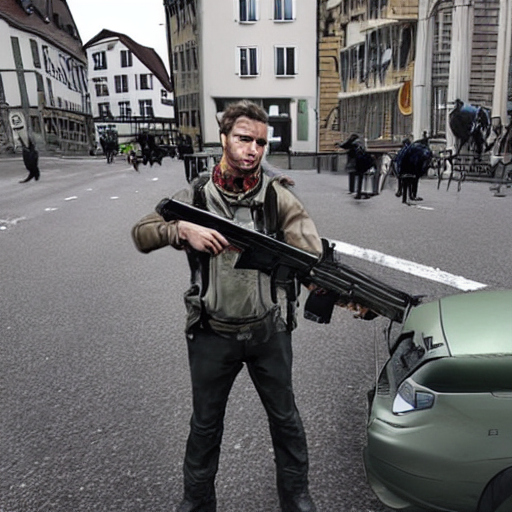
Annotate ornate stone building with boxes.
[319,0,417,151]
[413,0,511,150]
[318,0,512,153]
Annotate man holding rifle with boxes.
[132,100,324,512]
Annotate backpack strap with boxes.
[191,172,210,210]
[263,179,299,329]
[263,179,284,241]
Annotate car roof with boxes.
[438,289,512,356]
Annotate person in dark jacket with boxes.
[337,134,376,199]
[19,138,40,183]
[394,135,432,204]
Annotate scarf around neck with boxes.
[212,158,261,194]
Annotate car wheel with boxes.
[478,467,512,512]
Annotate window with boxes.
[398,25,412,69]
[98,102,111,117]
[120,50,133,67]
[31,115,42,133]
[239,47,258,76]
[275,46,296,76]
[46,78,55,106]
[161,89,173,106]
[66,24,76,37]
[369,0,388,19]
[186,48,191,71]
[0,76,5,104]
[35,72,44,94]
[139,99,153,117]
[118,101,131,117]
[180,49,186,72]
[93,77,109,97]
[239,0,257,22]
[92,51,107,70]
[30,39,41,68]
[114,75,128,93]
[274,0,294,21]
[139,74,153,90]
[192,46,198,70]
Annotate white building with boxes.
[0,0,93,154]
[84,29,175,145]
[165,0,318,153]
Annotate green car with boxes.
[364,289,512,512]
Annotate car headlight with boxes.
[392,380,435,413]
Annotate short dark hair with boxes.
[219,100,268,136]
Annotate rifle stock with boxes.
[156,198,420,323]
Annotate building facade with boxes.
[0,0,94,155]
[318,0,512,153]
[84,29,175,146]
[319,0,417,151]
[413,0,512,149]
[164,0,318,153]
[164,0,200,147]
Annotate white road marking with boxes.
[64,196,78,201]
[0,217,26,226]
[333,240,487,292]
[412,205,434,210]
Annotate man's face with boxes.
[221,116,268,174]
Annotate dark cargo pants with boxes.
[181,328,311,511]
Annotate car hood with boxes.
[439,290,512,356]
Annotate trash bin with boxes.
[183,152,222,183]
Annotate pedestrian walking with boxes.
[394,135,432,204]
[132,100,321,512]
[19,138,40,183]
[337,133,376,199]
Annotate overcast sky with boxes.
[66,0,169,69]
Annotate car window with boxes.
[413,355,512,393]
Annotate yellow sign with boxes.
[398,81,412,116]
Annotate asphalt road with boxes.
[1,154,511,512]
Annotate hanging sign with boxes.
[398,81,412,116]
[9,111,28,146]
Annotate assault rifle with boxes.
[156,199,420,323]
